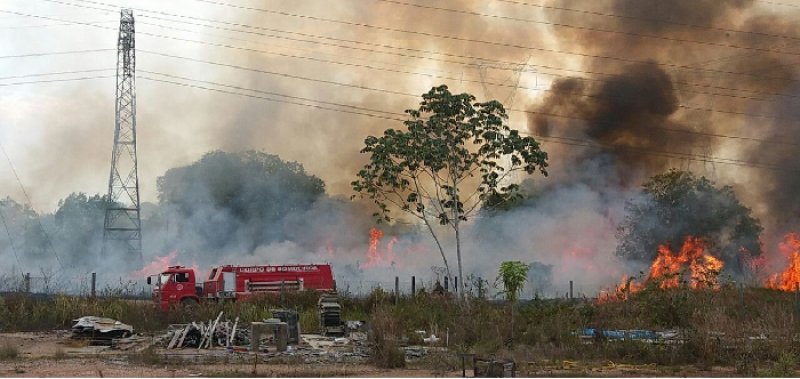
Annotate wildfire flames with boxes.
[599,236,724,302]
[130,251,198,279]
[765,233,800,291]
[131,251,177,279]
[360,227,398,269]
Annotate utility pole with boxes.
[103,9,142,268]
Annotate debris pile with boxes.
[71,316,133,343]
[318,293,344,336]
[579,328,683,344]
[160,312,248,349]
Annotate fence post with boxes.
[444,276,449,292]
[91,273,97,298]
[24,272,30,293]
[411,276,416,299]
[394,276,399,304]
[455,276,458,293]
[569,280,574,300]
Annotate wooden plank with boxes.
[229,317,239,346]
[205,311,224,349]
[175,324,192,349]
[167,329,181,349]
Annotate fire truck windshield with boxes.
[159,273,171,286]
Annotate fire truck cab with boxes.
[148,264,335,311]
[148,266,202,310]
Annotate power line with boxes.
[0,68,114,81]
[139,51,416,97]
[0,75,114,87]
[187,0,800,82]
[141,51,800,148]
[0,20,115,29]
[373,0,800,58]
[139,75,407,121]
[123,18,800,119]
[492,0,800,42]
[2,10,795,146]
[139,72,798,172]
[121,3,800,105]
[528,133,791,171]
[0,48,113,59]
[132,16,799,104]
[0,143,64,269]
[523,109,800,148]
[0,203,24,269]
[43,0,800,85]
[7,5,800,156]
[141,70,404,116]
[22,2,800,103]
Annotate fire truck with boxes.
[148,264,335,310]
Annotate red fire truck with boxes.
[148,264,335,311]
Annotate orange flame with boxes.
[599,236,724,302]
[766,233,800,291]
[648,236,723,290]
[360,228,398,269]
[131,251,177,279]
[598,275,644,303]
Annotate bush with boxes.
[370,309,405,369]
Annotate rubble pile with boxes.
[71,316,134,342]
[159,313,248,350]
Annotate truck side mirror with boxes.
[147,277,151,285]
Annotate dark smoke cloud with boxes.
[525,0,800,277]
[533,61,686,177]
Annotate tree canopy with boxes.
[157,150,326,250]
[616,169,762,273]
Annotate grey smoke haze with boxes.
[3,1,800,293]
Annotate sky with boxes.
[0,0,553,211]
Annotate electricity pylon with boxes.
[102,9,142,267]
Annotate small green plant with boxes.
[0,341,19,360]
[496,261,529,303]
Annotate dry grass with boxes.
[1,285,799,369]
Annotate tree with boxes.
[617,169,762,273]
[496,260,529,303]
[352,85,549,301]
[52,193,108,265]
[157,150,326,251]
[0,197,49,263]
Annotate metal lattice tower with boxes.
[103,9,142,267]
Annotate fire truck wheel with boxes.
[181,298,198,308]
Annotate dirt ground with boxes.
[0,331,752,377]
[0,332,457,377]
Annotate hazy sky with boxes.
[1,0,797,216]
[1,0,551,211]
